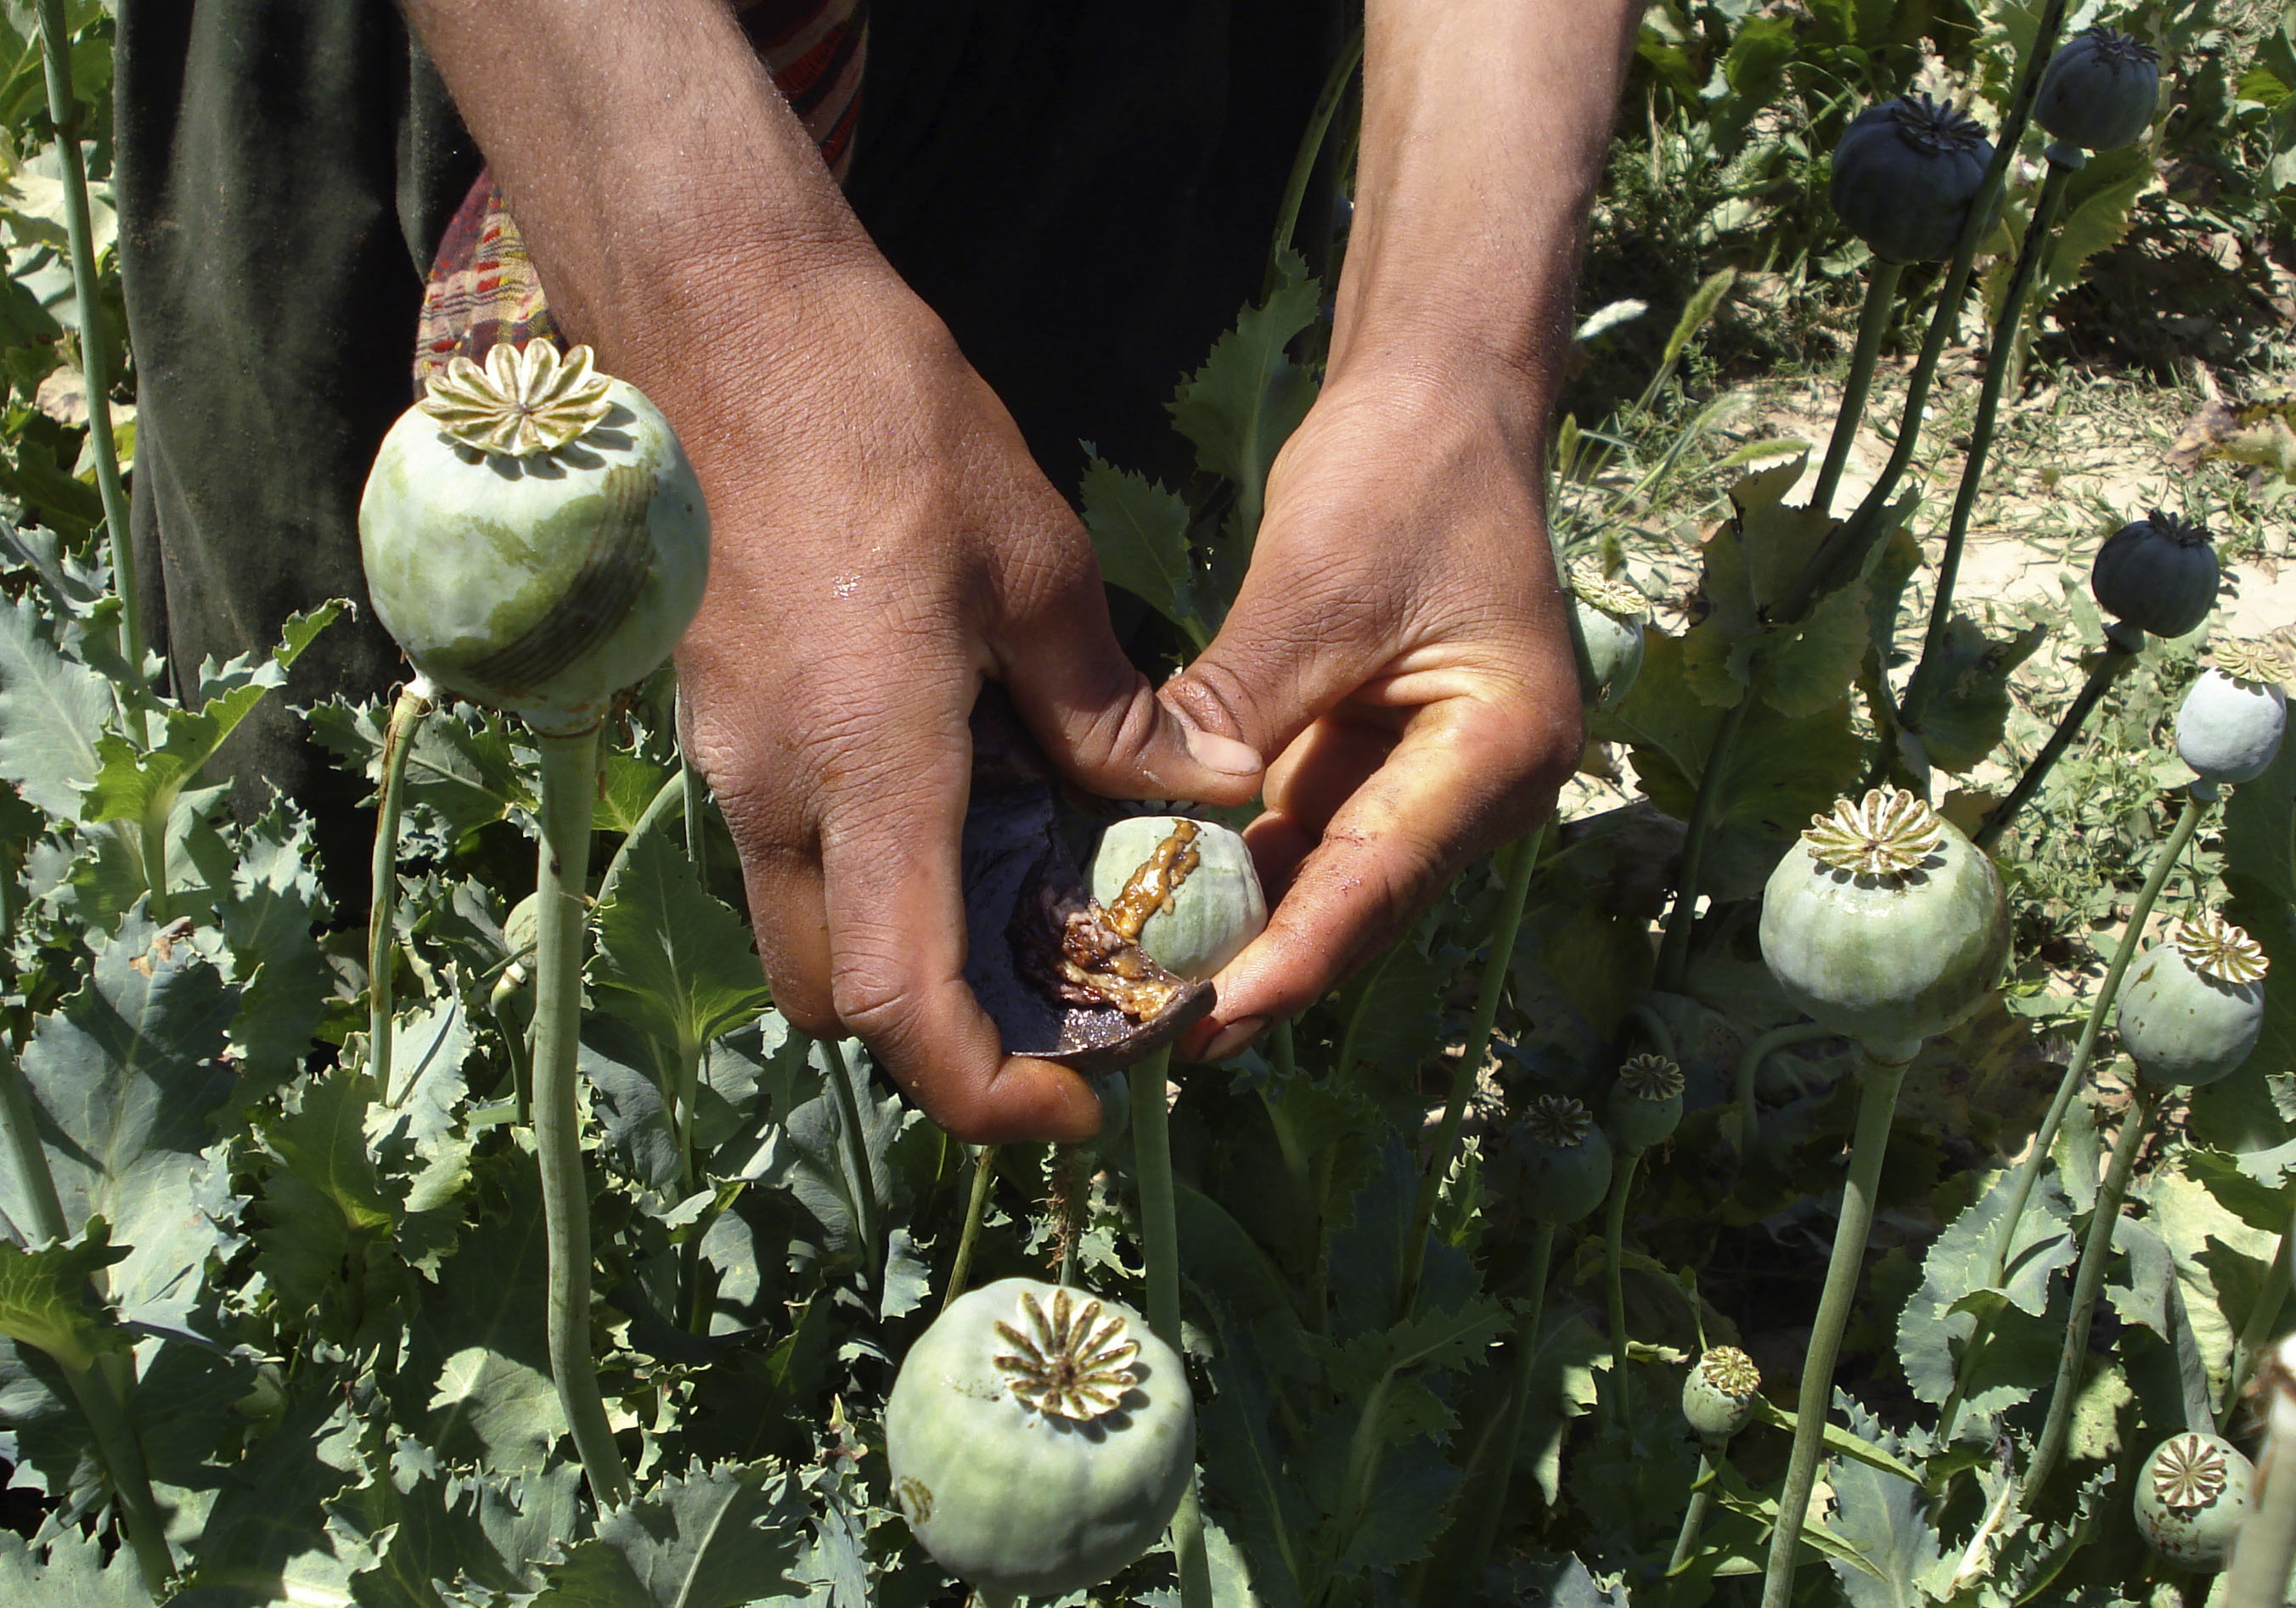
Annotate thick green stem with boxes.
[1972,638,2139,852]
[1983,790,2200,1284]
[1656,692,1752,992]
[1401,825,1545,1314]
[942,1144,997,1314]
[1266,23,1364,295]
[35,0,141,677]
[1899,160,2076,736]
[60,1354,172,1596]
[1760,1053,1905,1608]
[2022,1082,2156,1503]
[1937,786,2207,1444]
[1603,1150,1644,1425]
[0,1047,66,1244]
[1809,260,1905,517]
[532,726,633,1510]
[1128,1047,1210,1608]
[819,1036,883,1288]
[1780,2,2071,620]
[1668,1453,1719,1576]
[1443,1221,1558,1599]
[2228,1361,2296,1608]
[372,681,433,1108]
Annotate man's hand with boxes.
[401,0,1263,1142]
[1166,0,1640,1058]
[1164,360,1583,1058]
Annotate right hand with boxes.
[669,282,1264,1143]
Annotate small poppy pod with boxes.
[2118,911,2269,1090]
[2091,509,2219,638]
[1829,94,1995,264]
[2176,642,2288,786]
[2035,26,2161,154]
[1493,1095,1614,1226]
[1607,1054,1684,1152]
[1681,1346,1763,1443]
[2133,1431,2253,1571]
[1569,563,1647,713]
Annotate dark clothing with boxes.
[115,1,1342,853]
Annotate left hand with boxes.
[1160,353,1584,1059]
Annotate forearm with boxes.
[1335,0,1640,419]
[397,0,932,442]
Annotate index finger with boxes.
[816,767,1104,1144]
[1200,690,1573,1035]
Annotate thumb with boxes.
[1159,573,1393,765]
[995,594,1264,807]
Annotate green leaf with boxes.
[594,751,672,835]
[329,1453,580,1607]
[12,910,239,1331]
[0,1524,150,1608]
[0,592,107,816]
[0,1225,130,1369]
[1908,616,2047,775]
[591,826,772,1071]
[531,1462,807,1608]
[308,695,533,846]
[1594,631,1863,894]
[180,1384,367,1606]
[1894,1168,2076,1421]
[253,1069,402,1319]
[767,1038,902,1265]
[392,1155,567,1474]
[2222,728,2296,1139]
[1168,247,1321,559]
[215,808,330,1105]
[1081,457,1210,648]
[85,604,344,842]
[1820,1397,1941,1608]
[1332,934,1443,1080]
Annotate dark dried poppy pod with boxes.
[2036,26,2161,154]
[2091,509,2218,638]
[1829,94,1995,264]
[1681,1346,1763,1443]
[2134,1431,2253,1571]
[1495,1095,1614,1226]
[1607,1054,1684,1153]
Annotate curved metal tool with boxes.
[960,689,1213,1076]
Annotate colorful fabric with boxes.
[414,0,866,389]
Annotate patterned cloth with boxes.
[413,0,866,388]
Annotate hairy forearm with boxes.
[397,0,925,446]
[1335,0,1640,416]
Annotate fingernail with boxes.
[1201,1016,1269,1062]
[1184,724,1262,777]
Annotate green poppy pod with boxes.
[1829,95,1995,264]
[2118,911,2269,1089]
[2176,643,2288,786]
[1089,816,1267,983]
[1608,1054,1684,1153]
[360,343,710,737]
[2091,510,2218,638]
[1569,563,1647,712]
[1493,1094,1614,1226]
[1681,1346,1763,1444]
[2035,26,2161,154]
[2133,1431,2253,1571]
[1759,789,2010,1065]
[886,1279,1195,1599]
